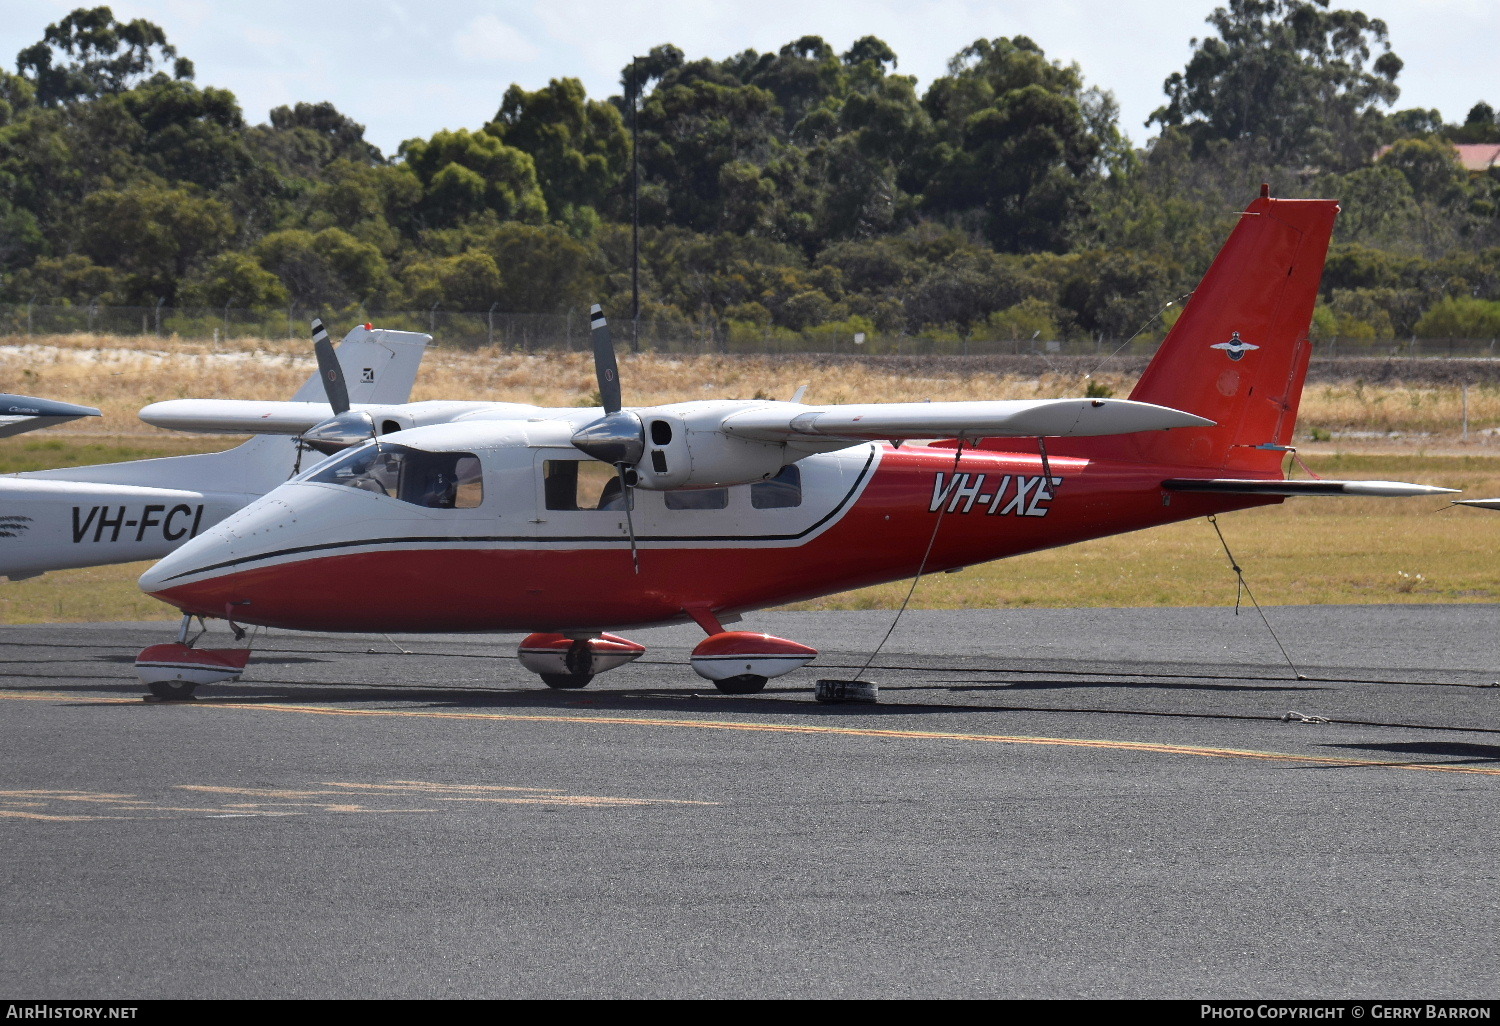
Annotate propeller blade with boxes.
[590,304,622,415]
[312,318,350,416]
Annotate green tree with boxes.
[921,37,1117,252]
[17,6,194,106]
[487,78,627,223]
[398,251,503,310]
[251,101,383,179]
[633,65,781,233]
[253,227,395,309]
[1413,296,1500,338]
[178,252,290,309]
[78,182,235,302]
[400,128,547,228]
[1148,0,1402,169]
[1449,102,1500,144]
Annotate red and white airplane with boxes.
[131,188,1455,698]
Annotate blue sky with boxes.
[4,0,1495,157]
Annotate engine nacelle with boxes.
[630,406,790,490]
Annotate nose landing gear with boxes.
[136,616,251,700]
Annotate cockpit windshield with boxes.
[308,443,482,509]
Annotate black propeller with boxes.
[571,305,643,572]
[299,319,376,455]
[571,306,644,466]
[311,318,350,415]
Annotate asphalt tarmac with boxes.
[2,605,1498,1000]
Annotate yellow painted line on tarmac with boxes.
[6,688,1500,778]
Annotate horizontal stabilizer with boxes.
[722,398,1213,443]
[139,399,384,435]
[1163,478,1459,498]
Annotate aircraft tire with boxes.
[539,673,593,690]
[146,679,198,700]
[714,674,768,695]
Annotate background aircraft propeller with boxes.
[299,318,377,455]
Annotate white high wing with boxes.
[0,325,429,580]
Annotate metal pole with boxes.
[631,56,642,354]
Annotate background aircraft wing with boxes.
[138,399,370,435]
[0,393,102,438]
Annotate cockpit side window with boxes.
[309,444,482,509]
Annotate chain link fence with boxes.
[1,302,1497,359]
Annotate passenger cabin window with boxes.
[665,487,728,510]
[544,460,632,511]
[751,465,802,509]
[310,443,482,509]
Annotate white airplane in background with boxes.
[0,393,101,437]
[128,189,1461,700]
[0,324,430,580]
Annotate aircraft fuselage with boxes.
[139,421,1274,634]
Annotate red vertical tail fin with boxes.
[1112,190,1339,472]
[973,191,1340,472]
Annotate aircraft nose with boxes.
[138,497,301,599]
[138,526,232,596]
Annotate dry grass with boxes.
[784,462,1500,611]
[2,334,1498,623]
[10,332,1498,445]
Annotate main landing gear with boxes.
[515,621,818,695]
[517,633,646,689]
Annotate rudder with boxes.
[1111,189,1339,472]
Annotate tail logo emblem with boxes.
[1212,332,1259,361]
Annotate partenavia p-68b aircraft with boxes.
[132,188,1455,699]
[0,325,429,580]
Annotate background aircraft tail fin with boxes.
[14,326,430,493]
[0,325,430,577]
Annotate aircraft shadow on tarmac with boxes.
[1323,740,1500,765]
[927,677,1324,694]
[95,653,333,666]
[36,674,1335,724]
